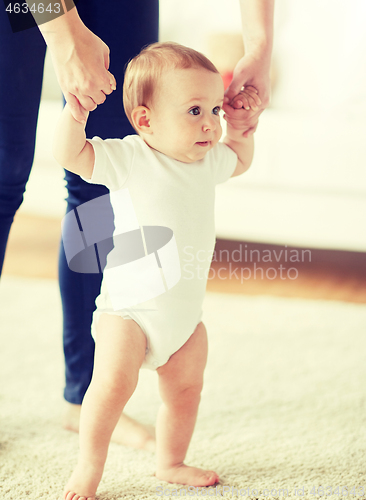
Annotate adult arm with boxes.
[28,0,116,122]
[223,0,274,137]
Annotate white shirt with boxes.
[87,134,237,368]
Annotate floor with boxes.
[3,212,366,304]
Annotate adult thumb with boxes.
[224,76,245,104]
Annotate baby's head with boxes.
[123,42,224,163]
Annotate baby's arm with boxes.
[223,124,254,178]
[222,86,257,177]
[53,104,95,179]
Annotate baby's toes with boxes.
[64,492,95,500]
[203,470,220,486]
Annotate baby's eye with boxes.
[189,107,200,116]
[212,106,221,115]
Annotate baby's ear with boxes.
[131,106,152,134]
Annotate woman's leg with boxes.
[0,15,46,274]
[60,0,159,444]
[60,177,112,405]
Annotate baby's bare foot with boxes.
[63,460,103,500]
[63,403,155,452]
[64,494,94,500]
[156,464,219,487]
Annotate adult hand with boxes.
[48,25,116,123]
[223,51,271,137]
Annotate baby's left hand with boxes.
[230,85,262,111]
[223,86,262,136]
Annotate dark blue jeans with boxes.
[0,0,159,404]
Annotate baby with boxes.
[53,41,259,500]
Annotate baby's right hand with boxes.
[230,85,262,111]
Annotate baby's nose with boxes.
[203,116,216,131]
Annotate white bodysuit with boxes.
[87,135,237,369]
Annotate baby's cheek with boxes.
[216,123,223,142]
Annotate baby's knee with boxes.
[166,379,204,409]
[181,382,203,404]
[91,365,139,404]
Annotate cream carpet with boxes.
[1,276,366,500]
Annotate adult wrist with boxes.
[244,37,273,64]
[38,4,83,49]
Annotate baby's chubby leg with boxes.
[63,314,147,500]
[155,322,219,487]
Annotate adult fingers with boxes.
[76,69,116,104]
[242,94,259,111]
[91,70,116,99]
[104,70,117,94]
[104,45,110,70]
[243,87,262,107]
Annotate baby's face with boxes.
[145,67,224,163]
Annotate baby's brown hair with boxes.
[123,41,219,128]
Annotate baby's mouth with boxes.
[196,141,211,147]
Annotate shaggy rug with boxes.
[1,276,366,500]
